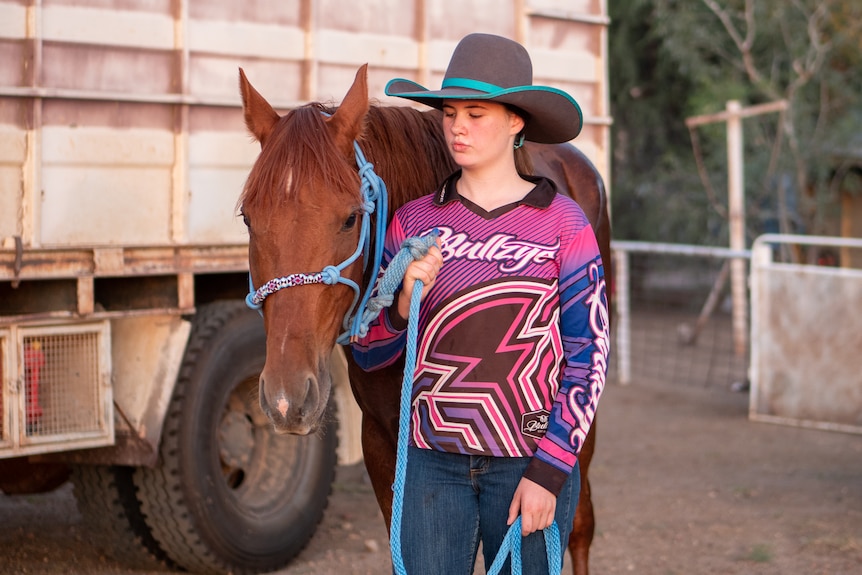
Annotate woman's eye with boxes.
[342,213,358,231]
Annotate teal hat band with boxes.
[441,77,502,93]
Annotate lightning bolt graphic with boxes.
[411,279,562,457]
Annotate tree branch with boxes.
[701,0,781,99]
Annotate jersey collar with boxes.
[433,170,558,208]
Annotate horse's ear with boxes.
[239,67,280,148]
[327,64,370,154]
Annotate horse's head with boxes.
[238,66,370,435]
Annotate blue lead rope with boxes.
[380,233,562,575]
[485,518,561,575]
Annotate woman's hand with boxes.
[508,477,556,536]
[396,241,443,320]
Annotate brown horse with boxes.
[238,65,611,575]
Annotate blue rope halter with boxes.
[245,140,388,345]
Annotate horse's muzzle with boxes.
[258,372,327,436]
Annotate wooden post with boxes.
[415,0,429,89]
[685,99,788,360]
[300,0,317,102]
[726,100,747,358]
[170,0,190,244]
[23,0,44,247]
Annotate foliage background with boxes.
[608,0,862,247]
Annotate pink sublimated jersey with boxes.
[351,172,609,495]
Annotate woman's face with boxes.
[441,100,524,170]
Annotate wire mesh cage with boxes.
[8,322,114,455]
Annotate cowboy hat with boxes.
[385,33,583,144]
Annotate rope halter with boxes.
[245,139,388,345]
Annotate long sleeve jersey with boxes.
[351,172,610,495]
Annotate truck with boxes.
[0,1,610,573]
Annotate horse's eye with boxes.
[242,213,250,228]
[342,213,358,231]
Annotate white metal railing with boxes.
[610,240,752,386]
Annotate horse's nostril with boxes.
[277,396,290,418]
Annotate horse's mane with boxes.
[358,105,456,213]
[239,102,456,216]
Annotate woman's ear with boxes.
[508,109,526,137]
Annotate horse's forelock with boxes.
[240,103,361,212]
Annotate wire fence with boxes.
[608,241,751,390]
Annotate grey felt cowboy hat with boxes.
[385,33,583,144]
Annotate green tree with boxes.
[610,0,862,244]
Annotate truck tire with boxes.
[71,465,175,570]
[133,301,339,574]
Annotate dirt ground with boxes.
[1,379,860,575]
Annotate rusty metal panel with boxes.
[41,42,176,94]
[109,314,191,463]
[188,0,300,25]
[40,125,174,245]
[46,0,173,13]
[0,126,25,241]
[750,235,862,434]
[427,0,516,40]
[187,128,258,243]
[0,244,248,282]
[0,39,29,87]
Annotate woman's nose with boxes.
[450,115,465,133]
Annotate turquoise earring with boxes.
[514,133,525,149]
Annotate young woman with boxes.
[351,33,609,574]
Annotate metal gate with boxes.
[750,234,862,434]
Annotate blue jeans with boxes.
[398,446,580,575]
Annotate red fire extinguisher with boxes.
[24,340,45,433]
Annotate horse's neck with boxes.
[366,106,455,217]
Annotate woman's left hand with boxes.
[507,477,556,536]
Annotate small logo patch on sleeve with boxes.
[521,409,550,439]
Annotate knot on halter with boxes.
[357,155,381,199]
[360,198,376,215]
[357,161,376,186]
[321,265,341,285]
[245,291,262,311]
